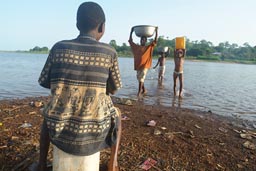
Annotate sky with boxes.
[1,0,256,51]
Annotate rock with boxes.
[34,101,44,108]
[160,127,167,130]
[124,99,133,106]
[194,124,201,129]
[240,133,252,140]
[218,127,228,133]
[154,129,162,135]
[237,164,244,169]
[188,130,195,138]
[243,141,256,150]
[216,163,225,170]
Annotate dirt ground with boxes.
[0,96,255,171]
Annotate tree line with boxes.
[29,37,256,64]
[110,37,256,63]
[29,46,49,53]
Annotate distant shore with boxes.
[1,51,256,65]
[0,50,49,54]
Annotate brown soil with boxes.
[0,96,255,171]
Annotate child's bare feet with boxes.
[137,92,142,98]
[142,90,147,95]
[179,91,184,99]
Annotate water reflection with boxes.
[157,81,164,89]
[171,97,183,108]
[154,81,165,105]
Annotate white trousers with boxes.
[53,145,100,171]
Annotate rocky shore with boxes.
[0,96,255,171]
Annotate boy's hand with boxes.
[129,27,134,41]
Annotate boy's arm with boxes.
[183,49,186,57]
[128,27,134,42]
[153,58,159,69]
[150,27,158,47]
[173,49,176,58]
[106,53,122,95]
[38,51,53,89]
[154,27,158,43]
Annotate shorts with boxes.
[137,68,148,83]
[174,70,183,75]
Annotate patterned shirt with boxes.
[38,35,122,156]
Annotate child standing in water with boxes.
[173,49,185,98]
[153,51,167,83]
[128,27,158,97]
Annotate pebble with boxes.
[243,141,256,150]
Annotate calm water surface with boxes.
[0,52,255,125]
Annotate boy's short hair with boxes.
[76,2,105,33]
[141,36,147,41]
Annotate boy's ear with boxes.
[98,23,105,33]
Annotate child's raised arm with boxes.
[153,58,160,69]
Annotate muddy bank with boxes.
[0,96,255,171]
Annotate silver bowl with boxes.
[158,46,169,53]
[133,25,157,37]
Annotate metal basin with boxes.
[158,46,169,53]
[133,25,156,37]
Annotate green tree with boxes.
[108,37,256,63]
[109,40,118,49]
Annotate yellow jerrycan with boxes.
[175,37,186,49]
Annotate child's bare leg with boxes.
[38,120,50,171]
[173,73,177,96]
[142,83,147,94]
[158,72,161,81]
[137,82,143,97]
[160,76,163,83]
[108,117,121,171]
[179,74,184,98]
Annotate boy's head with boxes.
[76,2,105,39]
[140,36,147,46]
[176,49,184,58]
[159,52,166,57]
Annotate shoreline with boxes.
[112,96,250,128]
[0,95,255,130]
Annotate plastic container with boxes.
[53,145,100,171]
[175,37,186,49]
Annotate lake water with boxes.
[0,52,256,126]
